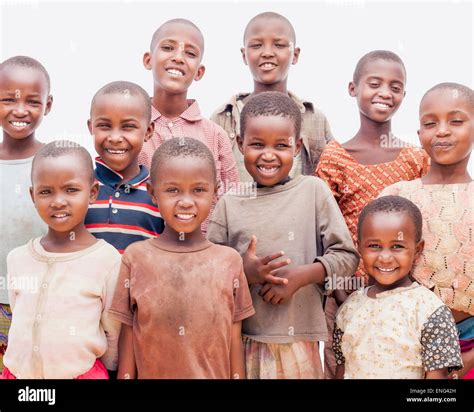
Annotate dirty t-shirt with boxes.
[109,238,255,378]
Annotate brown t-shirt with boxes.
[109,238,255,378]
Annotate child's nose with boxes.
[436,122,451,137]
[178,195,194,207]
[108,131,124,142]
[51,195,67,208]
[13,102,28,116]
[261,149,276,161]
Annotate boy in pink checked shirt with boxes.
[139,18,240,232]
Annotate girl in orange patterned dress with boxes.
[315,50,429,378]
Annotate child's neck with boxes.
[157,226,207,250]
[422,160,472,184]
[368,276,413,298]
[0,132,43,160]
[253,80,288,95]
[352,114,393,146]
[41,225,97,253]
[152,88,189,119]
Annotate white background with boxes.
[1,0,473,171]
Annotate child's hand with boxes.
[258,267,300,305]
[242,235,290,285]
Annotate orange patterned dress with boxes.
[316,140,430,282]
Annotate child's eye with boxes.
[275,43,288,48]
[369,82,380,88]
[368,244,381,249]
[96,123,110,128]
[276,144,289,148]
[0,98,15,103]
[451,119,464,124]
[194,187,206,193]
[392,244,405,249]
[166,187,178,193]
[123,124,137,129]
[250,143,263,147]
[423,121,436,127]
[39,190,50,195]
[249,44,261,49]
[186,51,197,58]
[66,188,79,193]
[27,100,41,105]
[162,45,173,51]
[391,86,402,93]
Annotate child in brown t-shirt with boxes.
[109,137,254,379]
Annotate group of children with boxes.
[0,12,472,380]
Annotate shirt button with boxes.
[47,258,55,265]
[226,112,231,117]
[114,192,120,198]
[36,314,42,321]
[33,345,39,352]
[168,122,173,128]
[42,283,48,289]
[229,133,235,138]
[112,208,118,214]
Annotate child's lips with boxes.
[372,102,392,110]
[175,213,196,222]
[257,165,280,175]
[375,266,398,273]
[50,212,71,220]
[9,120,31,128]
[166,68,185,77]
[259,62,277,72]
[105,148,128,155]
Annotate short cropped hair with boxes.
[240,91,302,140]
[90,80,151,123]
[358,195,423,243]
[0,55,51,93]
[421,82,474,109]
[150,18,204,56]
[31,140,94,184]
[150,137,216,184]
[243,12,296,44]
[353,50,406,84]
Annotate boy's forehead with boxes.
[157,155,214,181]
[420,88,472,114]
[91,93,147,118]
[244,17,295,42]
[360,59,406,82]
[32,154,90,181]
[153,22,204,51]
[0,66,48,93]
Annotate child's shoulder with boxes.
[212,93,249,117]
[208,242,242,262]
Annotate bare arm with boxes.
[117,324,136,379]
[426,369,448,379]
[230,321,246,379]
[335,364,345,379]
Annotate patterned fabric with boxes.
[243,336,323,379]
[85,158,164,253]
[211,91,334,181]
[379,180,474,315]
[316,140,430,281]
[334,282,462,378]
[138,100,239,233]
[0,303,12,371]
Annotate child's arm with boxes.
[449,348,474,379]
[426,369,448,379]
[230,321,245,379]
[117,324,136,379]
[335,364,345,379]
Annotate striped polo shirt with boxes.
[85,157,164,253]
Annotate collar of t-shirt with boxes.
[256,176,292,189]
[150,99,202,123]
[94,157,150,189]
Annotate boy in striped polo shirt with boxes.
[85,81,164,253]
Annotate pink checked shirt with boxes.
[139,100,240,232]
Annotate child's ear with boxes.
[87,119,93,135]
[145,121,155,142]
[89,181,99,204]
[240,47,248,65]
[415,239,425,260]
[237,135,245,155]
[194,64,205,82]
[146,182,158,206]
[44,95,53,116]
[143,52,152,70]
[29,186,35,205]
[348,81,357,97]
[294,138,303,156]
[292,47,301,65]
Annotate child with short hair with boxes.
[1,141,121,379]
[315,50,430,378]
[138,18,240,231]
[212,11,333,181]
[110,137,254,379]
[334,196,463,379]
[85,81,164,253]
[207,92,359,379]
[380,82,474,379]
[0,56,51,370]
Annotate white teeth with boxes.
[258,166,279,174]
[377,267,396,272]
[53,213,68,218]
[11,121,29,127]
[167,69,184,77]
[373,102,390,109]
[176,214,194,220]
[261,63,276,69]
[106,149,127,154]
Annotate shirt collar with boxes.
[151,99,202,123]
[256,176,292,189]
[95,157,150,188]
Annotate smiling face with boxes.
[0,66,52,140]
[89,93,153,181]
[358,211,424,289]
[143,22,205,96]
[418,89,473,167]
[349,59,406,123]
[30,154,98,235]
[148,156,216,236]
[242,17,299,89]
[238,115,301,186]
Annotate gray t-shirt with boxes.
[0,157,46,303]
[207,175,359,343]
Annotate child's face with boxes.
[143,23,205,96]
[30,154,98,235]
[88,93,153,178]
[0,67,52,140]
[241,18,299,87]
[418,89,473,167]
[238,115,301,186]
[358,211,424,288]
[148,156,216,236]
[349,59,406,123]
